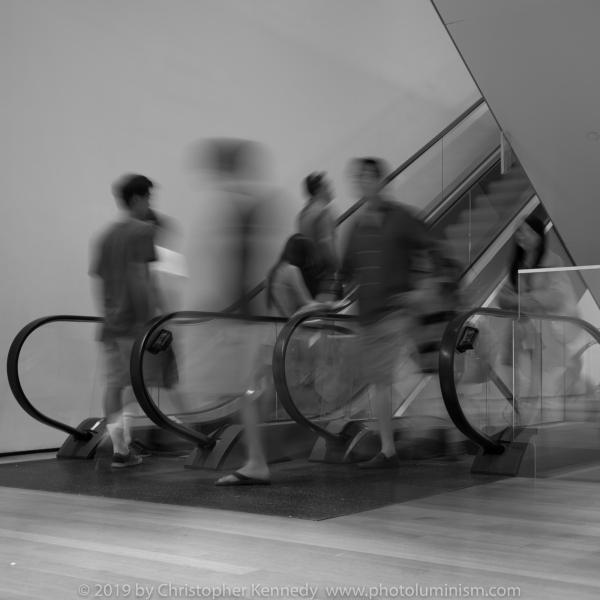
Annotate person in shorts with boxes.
[339,158,439,468]
[297,172,340,300]
[90,174,161,469]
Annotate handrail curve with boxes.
[7,315,102,440]
[439,308,600,455]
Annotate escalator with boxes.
[439,262,600,478]
[7,97,541,464]
[124,99,549,469]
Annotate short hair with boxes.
[113,174,153,208]
[358,157,385,180]
[304,172,326,197]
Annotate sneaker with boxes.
[358,451,401,469]
[128,440,152,457]
[111,452,143,468]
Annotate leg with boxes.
[215,324,271,485]
[374,379,395,457]
[215,388,270,485]
[121,387,139,447]
[98,338,142,468]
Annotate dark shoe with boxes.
[214,471,271,486]
[358,452,400,469]
[128,440,152,457]
[111,452,142,468]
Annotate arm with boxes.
[287,265,318,308]
[285,265,333,316]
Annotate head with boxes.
[352,157,386,198]
[304,172,333,203]
[510,215,546,285]
[113,174,154,220]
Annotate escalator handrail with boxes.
[6,315,103,441]
[222,97,486,311]
[272,306,357,444]
[130,310,290,448]
[439,307,600,455]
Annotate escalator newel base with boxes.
[56,417,107,460]
[185,421,319,471]
[470,428,535,477]
[184,425,245,471]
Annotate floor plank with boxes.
[1,478,600,599]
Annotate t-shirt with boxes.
[298,199,336,273]
[90,218,156,340]
[340,198,434,324]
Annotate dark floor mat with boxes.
[0,456,505,520]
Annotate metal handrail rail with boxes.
[6,315,102,441]
[223,98,486,311]
[438,308,600,454]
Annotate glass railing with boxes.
[438,263,600,477]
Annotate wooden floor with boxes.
[1,475,600,599]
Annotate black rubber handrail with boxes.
[7,315,102,441]
[439,308,600,455]
[130,311,290,448]
[272,306,357,444]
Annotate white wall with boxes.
[0,0,479,453]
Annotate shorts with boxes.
[103,336,178,390]
[358,310,415,384]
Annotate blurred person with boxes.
[297,172,340,301]
[265,234,336,397]
[497,215,579,424]
[90,174,157,469]
[186,139,284,486]
[339,158,440,468]
[266,234,332,317]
